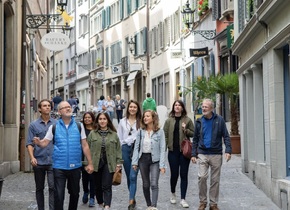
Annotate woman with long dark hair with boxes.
[81,112,102,207]
[87,112,123,209]
[163,100,194,208]
[117,100,142,210]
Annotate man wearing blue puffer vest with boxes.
[33,101,94,210]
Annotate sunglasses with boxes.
[128,127,133,136]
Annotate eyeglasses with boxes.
[128,127,133,136]
[59,106,71,110]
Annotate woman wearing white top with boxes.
[132,110,166,210]
[117,100,142,210]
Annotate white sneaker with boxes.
[180,199,189,208]
[170,193,176,204]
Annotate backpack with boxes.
[52,122,81,144]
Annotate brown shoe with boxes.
[198,203,207,210]
[209,204,219,210]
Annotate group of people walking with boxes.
[26,93,231,210]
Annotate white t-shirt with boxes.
[142,131,152,153]
[45,123,86,141]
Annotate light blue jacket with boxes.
[131,129,166,169]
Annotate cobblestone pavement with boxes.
[0,154,280,210]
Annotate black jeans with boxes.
[54,168,81,210]
[33,165,54,210]
[81,167,96,200]
[116,109,123,123]
[168,148,190,199]
[93,164,114,207]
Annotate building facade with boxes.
[233,0,290,208]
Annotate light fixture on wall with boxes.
[127,36,147,61]
[26,0,69,30]
[127,37,136,54]
[181,0,216,40]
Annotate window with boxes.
[110,1,121,25]
[164,17,170,47]
[91,12,102,36]
[79,14,88,36]
[110,41,122,66]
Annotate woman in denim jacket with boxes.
[132,110,166,210]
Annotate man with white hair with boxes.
[191,98,232,210]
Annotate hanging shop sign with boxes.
[171,50,183,58]
[41,32,70,51]
[189,47,208,57]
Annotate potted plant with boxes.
[96,58,102,67]
[198,0,209,16]
[183,75,216,118]
[184,73,240,153]
[211,73,240,153]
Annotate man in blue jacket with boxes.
[33,101,94,210]
[191,98,232,210]
[26,99,57,210]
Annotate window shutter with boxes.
[105,47,109,67]
[212,0,221,20]
[210,52,215,76]
[159,22,164,49]
[128,0,131,14]
[120,0,124,20]
[149,30,152,56]
[102,10,106,30]
[197,58,204,76]
[238,0,245,33]
[191,62,195,111]
[133,34,137,56]
[107,7,111,27]
[143,27,147,54]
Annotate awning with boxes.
[126,71,138,86]
[102,80,109,85]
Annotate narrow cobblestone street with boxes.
[0,154,280,210]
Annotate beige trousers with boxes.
[197,154,223,206]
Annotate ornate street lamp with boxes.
[181,0,216,40]
[26,0,69,29]
[56,0,68,13]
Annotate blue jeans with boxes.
[122,144,138,200]
[107,111,114,121]
[33,165,54,210]
[168,148,190,199]
[54,168,81,210]
[138,153,160,207]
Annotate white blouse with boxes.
[142,130,153,153]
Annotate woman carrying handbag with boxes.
[87,112,123,209]
[163,100,194,208]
